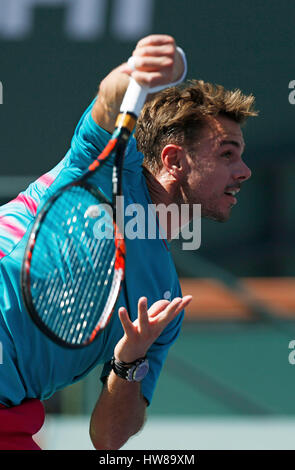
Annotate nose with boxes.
[233,160,252,182]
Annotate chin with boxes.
[203,209,231,223]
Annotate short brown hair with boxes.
[135,80,258,174]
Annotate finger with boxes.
[137,297,149,331]
[149,297,181,324]
[149,296,192,319]
[136,34,175,48]
[118,306,134,336]
[119,63,133,76]
[131,70,173,89]
[147,299,171,318]
[168,295,192,314]
[128,56,174,73]
[181,295,193,307]
[133,44,175,59]
[153,296,192,326]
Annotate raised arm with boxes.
[91,34,186,133]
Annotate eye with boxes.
[221,150,233,159]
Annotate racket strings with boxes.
[51,235,100,341]
[59,235,104,339]
[29,185,119,345]
[46,237,80,329]
[66,236,114,344]
[34,218,91,328]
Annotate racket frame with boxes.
[21,118,135,348]
[21,177,125,347]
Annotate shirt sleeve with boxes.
[0,156,68,259]
[70,98,143,172]
[44,98,143,202]
[0,97,143,258]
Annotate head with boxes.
[135,80,258,222]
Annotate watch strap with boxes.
[111,356,148,382]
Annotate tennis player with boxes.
[0,34,257,450]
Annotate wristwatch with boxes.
[111,356,149,382]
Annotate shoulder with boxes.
[0,157,68,260]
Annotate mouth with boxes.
[224,188,240,205]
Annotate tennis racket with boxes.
[21,78,151,348]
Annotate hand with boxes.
[92,34,185,133]
[121,34,185,90]
[114,295,192,363]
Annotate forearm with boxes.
[89,370,147,450]
[91,64,130,134]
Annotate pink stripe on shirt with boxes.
[0,219,25,239]
[37,173,55,187]
[0,249,6,259]
[14,194,38,216]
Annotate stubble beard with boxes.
[190,189,231,223]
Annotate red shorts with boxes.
[0,399,45,450]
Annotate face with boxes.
[182,115,251,222]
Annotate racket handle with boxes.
[120,77,149,117]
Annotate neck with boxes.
[143,167,190,241]
[143,167,173,206]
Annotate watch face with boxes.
[133,360,149,381]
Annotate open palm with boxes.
[114,295,192,363]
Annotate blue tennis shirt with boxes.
[0,100,184,407]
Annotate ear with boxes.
[161,144,187,180]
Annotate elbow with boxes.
[90,435,123,451]
[89,423,128,450]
